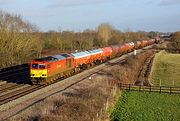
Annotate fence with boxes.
[117,83,180,95]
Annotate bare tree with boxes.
[97,23,113,46]
[0,10,41,68]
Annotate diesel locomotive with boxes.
[30,38,159,84]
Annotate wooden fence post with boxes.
[160,86,161,93]
[129,84,131,91]
[170,87,172,95]
[139,85,141,91]
[120,83,122,90]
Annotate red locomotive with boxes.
[30,39,158,84]
[30,54,74,84]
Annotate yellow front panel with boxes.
[31,69,47,78]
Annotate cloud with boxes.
[47,0,111,8]
[159,0,180,6]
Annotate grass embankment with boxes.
[111,91,180,121]
[150,51,180,86]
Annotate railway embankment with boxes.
[4,46,157,121]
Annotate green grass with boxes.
[111,91,180,121]
[150,51,180,86]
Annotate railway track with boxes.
[0,65,103,106]
[0,84,30,97]
[0,85,44,105]
[0,80,29,94]
[0,70,29,80]
[0,65,32,106]
[0,68,75,106]
[0,74,74,106]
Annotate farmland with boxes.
[111,91,180,121]
[150,51,180,86]
[110,51,180,121]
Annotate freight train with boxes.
[30,38,159,84]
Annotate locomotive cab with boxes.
[30,62,48,84]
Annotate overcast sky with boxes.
[0,0,180,32]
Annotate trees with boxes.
[148,31,158,39]
[0,10,41,68]
[0,11,38,32]
[97,23,113,46]
[171,32,180,49]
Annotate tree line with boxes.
[40,25,151,51]
[0,10,159,68]
[170,32,180,49]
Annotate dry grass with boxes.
[104,50,155,85]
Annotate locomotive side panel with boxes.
[100,47,113,60]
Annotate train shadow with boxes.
[0,64,31,84]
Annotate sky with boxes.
[0,0,180,32]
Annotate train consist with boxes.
[30,38,160,84]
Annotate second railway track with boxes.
[0,85,44,105]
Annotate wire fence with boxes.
[117,83,180,95]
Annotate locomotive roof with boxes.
[51,55,66,61]
[59,53,71,58]
[34,55,66,62]
[72,51,90,59]
[88,49,103,54]
[34,56,54,61]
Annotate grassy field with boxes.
[150,51,180,86]
[110,91,180,121]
